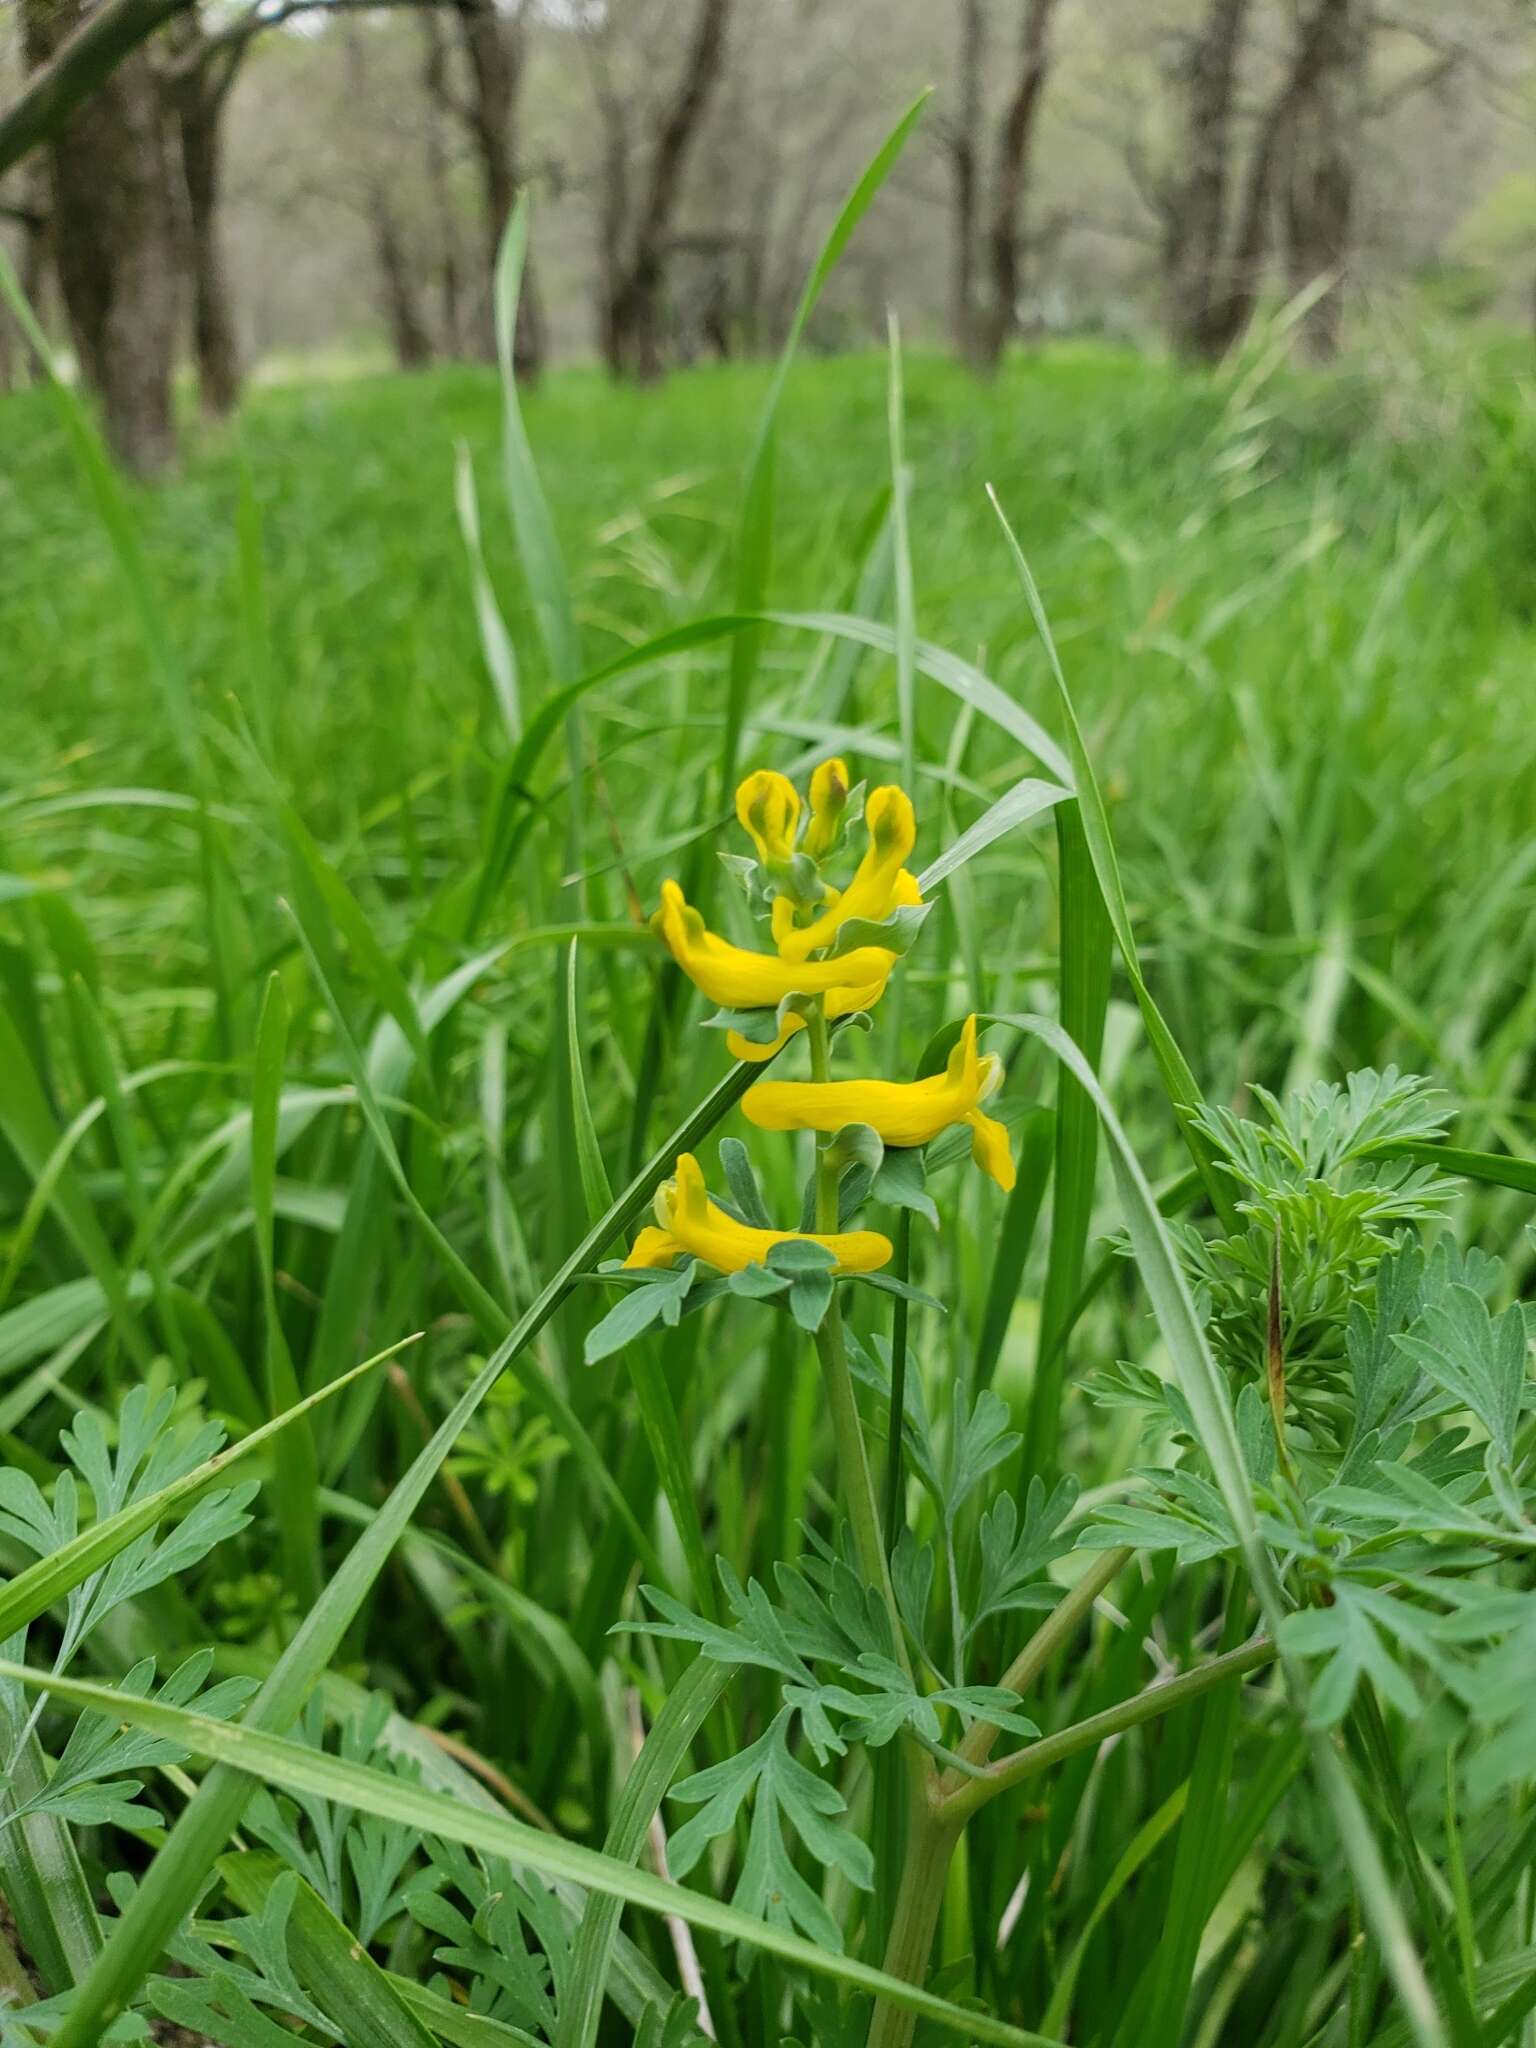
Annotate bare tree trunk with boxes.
[949,0,984,362]
[173,54,240,418]
[1283,0,1362,360]
[1197,0,1357,359]
[976,0,1060,374]
[1166,0,1252,359]
[370,190,434,370]
[452,0,542,378]
[21,0,179,476]
[603,0,732,381]
[20,157,51,316]
[593,59,628,369]
[420,10,465,356]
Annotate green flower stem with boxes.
[883,1207,913,1558]
[951,1545,1132,1778]
[863,1631,1278,2047]
[866,1549,1133,2044]
[939,1634,1277,1827]
[803,1001,940,2046]
[805,1005,911,1683]
[866,1801,963,2048]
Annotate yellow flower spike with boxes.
[742,1014,1016,1192]
[777,785,919,962]
[735,769,801,869]
[651,880,896,1010]
[623,1153,891,1276]
[803,756,851,861]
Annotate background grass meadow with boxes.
[1,322,1535,2042]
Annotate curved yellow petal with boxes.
[651,880,895,1009]
[745,1073,960,1148]
[653,1153,891,1276]
[966,1109,1016,1192]
[724,952,897,1063]
[623,1226,685,1269]
[744,1013,1016,1191]
[778,786,919,962]
[735,770,801,868]
[804,756,851,860]
[727,1014,807,1063]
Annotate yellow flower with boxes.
[735,769,801,868]
[652,880,895,1010]
[725,954,899,1063]
[624,1153,891,1275]
[742,1014,1016,1191]
[777,786,920,962]
[803,756,851,860]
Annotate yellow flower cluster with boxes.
[628,762,1016,1280]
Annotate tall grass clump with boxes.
[0,109,1533,2048]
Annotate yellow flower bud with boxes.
[803,757,851,861]
[735,769,801,868]
[777,785,920,962]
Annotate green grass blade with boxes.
[1040,1782,1189,2037]
[251,972,322,1608]
[887,309,916,799]
[493,197,578,688]
[1022,803,1112,1476]
[235,447,275,760]
[0,1726,101,1995]
[917,779,1069,894]
[715,92,930,816]
[278,804,434,1087]
[565,939,614,1224]
[455,437,522,745]
[558,1656,734,2048]
[1131,1578,1251,2046]
[975,1105,1053,1392]
[563,942,716,1617]
[7,1660,1066,2048]
[1376,1141,1536,1196]
[218,1852,438,2048]
[0,1000,153,1373]
[985,491,1235,1227]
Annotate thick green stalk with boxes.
[805,1005,910,1680]
[867,1548,1131,2044]
[803,999,933,2020]
[867,1800,962,2048]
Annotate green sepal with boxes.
[828,900,932,960]
[872,1146,938,1227]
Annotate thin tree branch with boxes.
[0,0,194,177]
[183,0,459,72]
